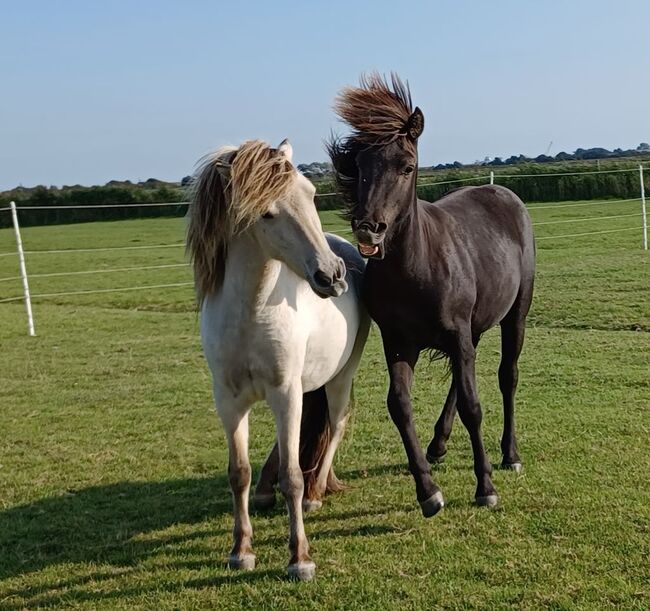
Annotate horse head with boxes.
[328,73,424,259]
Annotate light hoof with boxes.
[302,498,323,513]
[420,490,445,518]
[287,560,316,581]
[502,462,523,473]
[253,493,276,511]
[475,494,499,508]
[228,553,256,571]
[426,451,446,465]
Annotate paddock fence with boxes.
[0,165,647,336]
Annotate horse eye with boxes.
[402,165,415,175]
[262,212,274,219]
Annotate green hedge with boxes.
[2,162,647,227]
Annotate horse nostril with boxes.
[354,219,386,235]
[334,258,345,280]
[313,270,332,287]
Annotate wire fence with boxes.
[0,164,647,335]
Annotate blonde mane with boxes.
[333,72,414,145]
[187,140,297,304]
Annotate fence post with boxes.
[10,201,35,336]
[640,165,647,250]
[490,171,494,185]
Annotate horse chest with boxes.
[202,309,293,400]
[363,272,451,348]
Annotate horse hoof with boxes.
[426,451,446,464]
[475,494,499,508]
[420,491,445,518]
[253,493,276,511]
[228,553,256,571]
[302,498,322,513]
[502,462,523,473]
[287,561,316,581]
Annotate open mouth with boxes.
[358,243,379,257]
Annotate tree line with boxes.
[1,157,647,228]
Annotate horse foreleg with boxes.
[384,340,445,518]
[268,385,316,581]
[218,405,255,570]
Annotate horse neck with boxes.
[220,232,282,314]
[385,194,432,268]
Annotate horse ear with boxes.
[277,138,293,162]
[215,162,231,181]
[215,149,237,181]
[405,107,425,140]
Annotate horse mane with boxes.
[325,135,364,220]
[186,140,296,304]
[333,72,414,145]
[327,73,416,219]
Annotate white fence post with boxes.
[10,201,35,336]
[490,171,494,185]
[640,165,647,250]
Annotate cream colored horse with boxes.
[187,139,369,581]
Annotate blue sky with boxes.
[1,0,647,189]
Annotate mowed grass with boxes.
[0,200,648,609]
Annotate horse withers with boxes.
[187,139,369,580]
[329,74,535,514]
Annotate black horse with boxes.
[328,74,535,515]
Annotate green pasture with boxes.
[0,201,648,609]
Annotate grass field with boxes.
[0,200,648,609]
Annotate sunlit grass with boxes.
[0,207,648,609]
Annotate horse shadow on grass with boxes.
[0,475,234,583]
[0,464,408,607]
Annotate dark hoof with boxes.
[287,560,316,581]
[228,553,256,571]
[501,462,523,473]
[475,494,499,508]
[253,493,276,511]
[419,490,445,518]
[426,451,446,464]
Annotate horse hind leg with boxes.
[299,386,331,512]
[449,328,498,507]
[498,303,528,472]
[426,378,456,464]
[253,442,279,511]
[304,374,356,509]
[426,337,479,464]
[253,387,331,512]
[221,407,256,570]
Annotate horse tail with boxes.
[300,386,334,500]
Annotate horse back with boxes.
[426,185,535,330]
[364,185,535,343]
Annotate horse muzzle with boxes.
[309,258,348,299]
[352,219,388,259]
[352,219,387,260]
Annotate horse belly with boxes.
[472,250,523,331]
[300,293,360,392]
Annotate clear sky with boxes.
[1,0,648,189]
